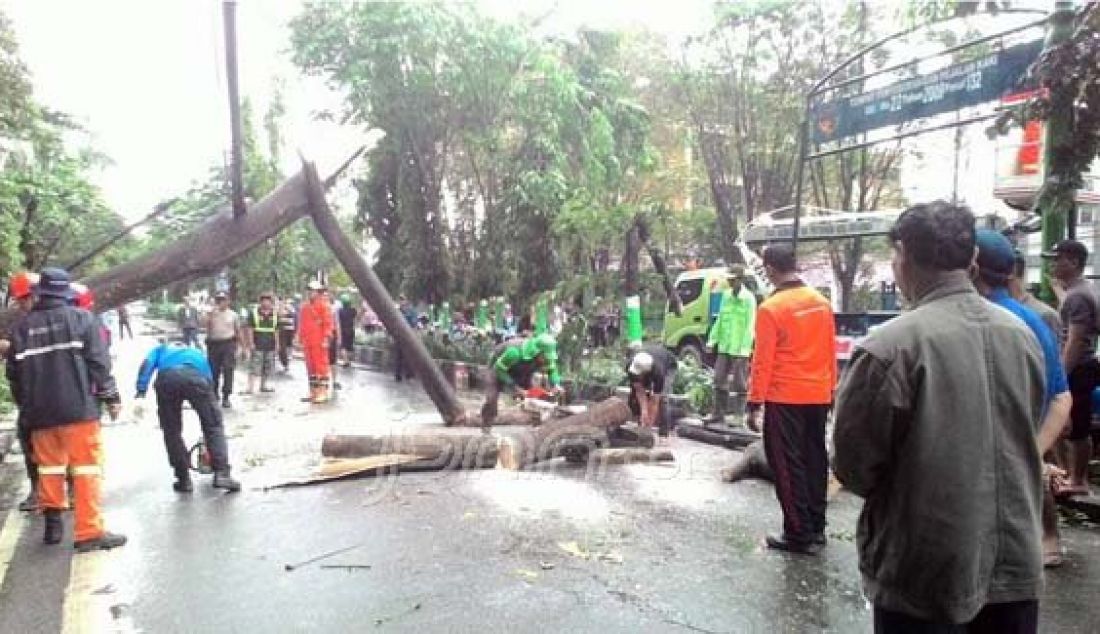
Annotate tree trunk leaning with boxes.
[302,163,468,426]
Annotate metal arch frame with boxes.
[790,8,1050,249]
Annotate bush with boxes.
[0,379,12,417]
[673,357,714,414]
[146,302,180,321]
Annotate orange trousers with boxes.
[33,420,104,542]
[303,341,330,381]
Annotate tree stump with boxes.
[498,397,632,470]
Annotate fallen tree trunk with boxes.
[86,170,313,311]
[321,432,499,470]
[585,447,674,466]
[675,419,760,450]
[498,397,632,470]
[303,164,467,426]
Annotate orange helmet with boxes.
[8,271,39,300]
[71,282,94,310]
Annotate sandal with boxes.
[1043,551,1065,568]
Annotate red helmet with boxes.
[8,271,39,300]
[71,282,94,310]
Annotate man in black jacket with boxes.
[6,268,127,553]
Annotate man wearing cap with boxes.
[976,229,1071,567]
[4,272,39,511]
[6,267,126,552]
[204,291,241,409]
[1043,239,1100,496]
[625,342,679,440]
[298,280,335,403]
[747,243,836,555]
[135,339,241,493]
[243,292,279,395]
[480,334,561,430]
[705,264,756,426]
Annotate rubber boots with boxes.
[704,389,728,427]
[43,509,62,545]
[173,469,194,493]
[213,470,241,492]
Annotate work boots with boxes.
[75,532,127,554]
[704,389,728,427]
[173,470,194,493]
[43,509,63,545]
[213,471,241,492]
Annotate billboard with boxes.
[811,39,1043,144]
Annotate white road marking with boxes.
[0,504,28,590]
[62,549,137,634]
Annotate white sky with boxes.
[5,0,1045,223]
[5,0,711,221]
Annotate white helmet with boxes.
[628,352,654,376]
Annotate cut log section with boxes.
[587,448,674,465]
[608,424,656,449]
[454,407,541,427]
[498,397,633,470]
[321,432,500,471]
[675,418,760,450]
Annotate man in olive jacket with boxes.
[834,202,1046,631]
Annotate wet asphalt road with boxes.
[1,319,1099,633]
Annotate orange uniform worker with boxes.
[6,268,126,552]
[746,244,836,555]
[5,272,40,512]
[298,280,335,403]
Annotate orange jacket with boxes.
[748,282,836,406]
[298,298,335,346]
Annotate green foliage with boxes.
[141,92,340,301]
[290,3,657,310]
[990,6,1100,222]
[0,9,130,281]
[673,357,715,414]
[145,301,180,321]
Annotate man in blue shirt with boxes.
[136,339,241,493]
[975,229,1071,567]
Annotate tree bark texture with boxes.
[696,127,744,265]
[303,163,468,426]
[320,432,499,470]
[0,169,314,336]
[498,397,633,470]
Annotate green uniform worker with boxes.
[480,334,562,429]
[705,265,756,425]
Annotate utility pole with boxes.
[223,0,246,218]
[1039,2,1076,302]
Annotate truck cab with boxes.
[661,264,768,365]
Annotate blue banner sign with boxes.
[811,39,1042,144]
